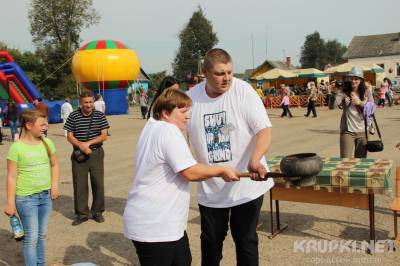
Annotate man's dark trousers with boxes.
[199,195,264,266]
[71,147,105,218]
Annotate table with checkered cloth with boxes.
[267,156,393,194]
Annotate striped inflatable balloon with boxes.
[72,40,141,90]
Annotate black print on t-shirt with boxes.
[203,111,232,163]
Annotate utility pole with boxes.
[265,26,268,59]
[251,34,255,70]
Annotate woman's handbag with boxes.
[366,140,384,152]
[364,114,384,152]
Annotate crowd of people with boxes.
[1,48,398,266]
[260,75,396,111]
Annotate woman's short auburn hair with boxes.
[152,88,192,120]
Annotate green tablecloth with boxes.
[268,156,393,194]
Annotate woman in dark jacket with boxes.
[6,101,19,141]
[147,76,180,119]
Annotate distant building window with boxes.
[397,63,400,76]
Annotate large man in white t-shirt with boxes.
[187,48,273,266]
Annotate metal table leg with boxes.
[394,210,398,241]
[268,190,288,239]
[269,190,274,236]
[366,193,375,254]
[368,193,375,242]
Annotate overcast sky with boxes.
[0,0,398,74]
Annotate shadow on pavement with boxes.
[308,129,340,135]
[63,232,138,266]
[52,195,127,221]
[257,210,390,241]
[0,229,24,266]
[188,205,389,241]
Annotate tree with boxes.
[173,7,218,80]
[34,46,77,100]
[300,32,325,69]
[29,0,100,54]
[300,31,347,69]
[323,40,347,65]
[28,0,100,99]
[148,71,167,90]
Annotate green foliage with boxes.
[323,40,347,65]
[173,6,218,80]
[34,46,78,100]
[29,0,100,52]
[27,0,100,99]
[148,71,167,90]
[300,31,347,69]
[300,32,325,69]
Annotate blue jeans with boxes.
[16,190,52,266]
[8,120,19,141]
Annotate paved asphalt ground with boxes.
[0,105,399,265]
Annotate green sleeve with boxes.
[6,143,19,162]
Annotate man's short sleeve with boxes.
[162,126,197,173]
[98,112,110,130]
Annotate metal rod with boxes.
[251,34,255,70]
[394,211,398,240]
[269,190,274,236]
[368,193,375,242]
[276,200,281,230]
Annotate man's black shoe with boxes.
[72,216,88,226]
[93,213,105,223]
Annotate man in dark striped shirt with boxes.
[64,91,109,226]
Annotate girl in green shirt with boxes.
[4,108,59,266]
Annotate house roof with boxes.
[268,60,295,70]
[343,32,400,59]
[290,68,328,78]
[254,68,297,80]
[234,69,255,79]
[136,67,151,81]
[249,60,295,79]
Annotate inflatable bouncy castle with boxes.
[0,51,64,123]
[0,51,41,104]
[72,40,141,114]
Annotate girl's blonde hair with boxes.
[152,88,192,120]
[20,108,51,158]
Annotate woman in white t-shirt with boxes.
[61,98,73,137]
[123,88,239,266]
[94,94,106,113]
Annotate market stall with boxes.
[265,156,393,244]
